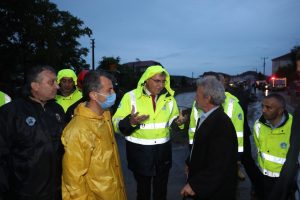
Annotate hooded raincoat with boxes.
[112,65,180,176]
[61,103,127,200]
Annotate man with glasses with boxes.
[61,70,127,200]
[113,65,186,200]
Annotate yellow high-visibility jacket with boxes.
[56,89,82,112]
[253,112,293,177]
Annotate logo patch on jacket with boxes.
[55,113,62,122]
[26,116,36,126]
[280,142,287,149]
[238,113,243,120]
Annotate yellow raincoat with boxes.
[61,103,127,200]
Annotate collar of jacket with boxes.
[74,102,110,120]
[26,96,56,109]
[259,110,290,128]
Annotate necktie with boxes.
[151,95,156,111]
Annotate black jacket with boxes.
[187,107,238,200]
[268,106,300,200]
[0,98,65,200]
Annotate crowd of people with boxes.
[0,51,299,200]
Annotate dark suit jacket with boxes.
[187,106,238,200]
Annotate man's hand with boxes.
[180,183,195,197]
[175,109,188,126]
[129,105,149,126]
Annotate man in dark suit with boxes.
[181,77,238,200]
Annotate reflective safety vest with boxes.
[188,92,244,152]
[0,91,11,107]
[113,89,179,145]
[188,101,199,144]
[56,89,82,112]
[253,113,293,177]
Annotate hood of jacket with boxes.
[136,65,174,98]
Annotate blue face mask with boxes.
[97,93,116,110]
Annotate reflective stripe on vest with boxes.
[169,116,177,126]
[129,91,137,110]
[255,123,261,138]
[189,127,196,133]
[125,136,170,145]
[261,152,286,164]
[237,131,243,138]
[193,106,199,121]
[226,98,234,118]
[238,147,244,152]
[259,167,280,177]
[140,122,168,129]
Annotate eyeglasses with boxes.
[150,78,166,84]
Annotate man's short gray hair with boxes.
[196,77,226,106]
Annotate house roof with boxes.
[122,60,162,68]
[272,52,292,61]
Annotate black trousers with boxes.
[133,170,169,200]
[255,175,278,200]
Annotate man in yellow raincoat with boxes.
[61,70,127,200]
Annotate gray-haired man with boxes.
[181,77,238,199]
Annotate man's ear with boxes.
[89,91,97,101]
[31,82,39,92]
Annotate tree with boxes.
[0,0,92,95]
[97,56,121,71]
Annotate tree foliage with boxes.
[0,0,92,91]
[97,56,121,71]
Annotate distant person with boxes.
[61,70,127,200]
[0,91,11,107]
[181,77,238,199]
[56,69,82,112]
[268,51,300,200]
[65,69,89,122]
[113,65,186,200]
[0,65,65,200]
[253,93,293,200]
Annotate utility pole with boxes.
[262,57,268,76]
[91,39,95,70]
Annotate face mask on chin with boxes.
[96,93,116,110]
